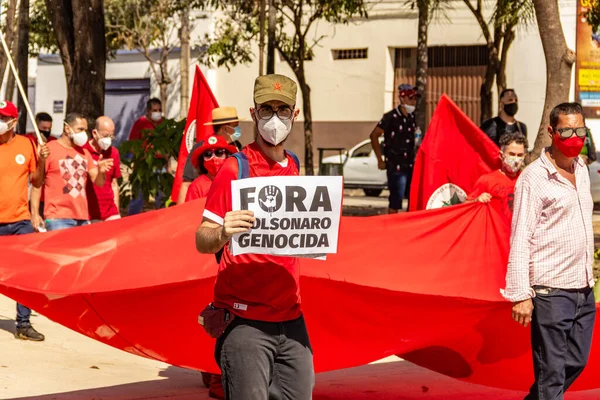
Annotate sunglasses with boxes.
[202,149,229,160]
[555,127,588,139]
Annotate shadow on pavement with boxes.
[4,361,600,400]
[0,316,16,336]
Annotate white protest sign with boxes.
[230,176,343,257]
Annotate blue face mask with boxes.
[231,126,242,140]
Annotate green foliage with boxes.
[491,0,535,30]
[118,118,185,209]
[28,0,58,56]
[201,0,369,72]
[584,1,600,32]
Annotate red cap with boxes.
[191,135,238,168]
[0,101,18,119]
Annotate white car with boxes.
[323,141,600,203]
[321,138,387,197]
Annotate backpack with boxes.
[214,150,300,264]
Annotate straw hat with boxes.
[203,107,243,126]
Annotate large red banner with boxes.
[171,66,219,203]
[410,94,501,210]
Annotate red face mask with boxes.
[204,157,226,177]
[553,133,585,158]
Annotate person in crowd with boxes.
[177,107,244,204]
[505,102,595,399]
[195,74,313,399]
[28,112,59,219]
[127,98,171,214]
[465,132,527,219]
[84,116,122,222]
[185,134,237,399]
[370,83,420,213]
[128,98,163,141]
[31,113,113,231]
[0,100,49,341]
[185,135,238,202]
[481,89,528,147]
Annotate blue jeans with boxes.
[128,189,166,215]
[46,219,90,231]
[387,169,412,211]
[526,286,596,399]
[0,220,34,328]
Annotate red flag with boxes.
[171,66,219,202]
[409,94,501,211]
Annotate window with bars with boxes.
[395,45,488,69]
[332,48,368,60]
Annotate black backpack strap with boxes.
[285,150,300,172]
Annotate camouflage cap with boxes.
[254,74,297,106]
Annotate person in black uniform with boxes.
[370,83,420,214]
[481,89,527,147]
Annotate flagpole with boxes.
[0,29,44,144]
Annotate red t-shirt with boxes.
[83,142,122,221]
[185,174,213,202]
[203,142,301,322]
[44,140,95,221]
[128,116,161,141]
[468,170,519,219]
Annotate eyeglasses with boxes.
[256,105,294,120]
[555,127,588,139]
[203,149,229,160]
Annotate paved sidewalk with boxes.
[3,295,600,399]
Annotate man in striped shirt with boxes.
[504,102,595,399]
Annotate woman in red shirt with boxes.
[185,135,238,202]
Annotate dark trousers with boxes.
[387,169,412,211]
[215,315,314,400]
[526,287,596,400]
[0,220,34,328]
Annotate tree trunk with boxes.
[298,74,314,175]
[17,0,30,134]
[179,5,190,119]
[5,24,19,103]
[496,30,515,97]
[415,0,428,132]
[46,0,106,119]
[0,0,18,89]
[530,0,576,160]
[267,0,276,74]
[480,44,498,124]
[258,0,266,75]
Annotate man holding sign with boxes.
[196,74,314,399]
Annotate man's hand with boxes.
[98,155,114,173]
[38,143,50,160]
[222,210,255,241]
[511,298,534,327]
[377,159,386,170]
[476,193,492,203]
[31,214,45,232]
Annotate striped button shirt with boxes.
[502,150,595,302]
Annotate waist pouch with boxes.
[198,303,235,339]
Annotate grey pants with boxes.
[525,286,596,400]
[215,315,314,400]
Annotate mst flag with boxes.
[171,66,219,202]
[409,94,501,211]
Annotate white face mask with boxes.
[502,155,524,174]
[0,119,13,136]
[403,105,416,114]
[97,136,112,151]
[66,123,88,147]
[150,111,162,122]
[257,115,292,146]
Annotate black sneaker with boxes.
[14,325,45,341]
